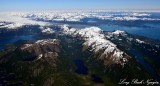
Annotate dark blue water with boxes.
[99,24,160,40]
[74,59,104,83]
[81,12,160,40]
[91,74,103,83]
[0,70,22,86]
[0,46,4,50]
[74,59,88,74]
[0,35,35,50]
[129,49,160,82]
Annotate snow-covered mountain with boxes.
[16,39,60,66]
[61,25,130,66]
[0,11,160,85]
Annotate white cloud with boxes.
[0,12,48,29]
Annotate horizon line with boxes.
[0,9,160,12]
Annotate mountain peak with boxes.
[112,30,126,35]
[61,25,130,66]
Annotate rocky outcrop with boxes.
[16,39,60,66]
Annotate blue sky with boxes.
[0,0,160,11]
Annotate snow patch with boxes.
[21,44,33,50]
[35,39,58,45]
[136,39,145,44]
[42,28,55,34]
[112,30,125,35]
[37,54,43,60]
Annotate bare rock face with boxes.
[61,25,131,66]
[16,39,60,66]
